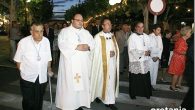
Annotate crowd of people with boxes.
[11,13,194,110]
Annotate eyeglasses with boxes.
[73,19,83,22]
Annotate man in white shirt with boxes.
[14,22,53,110]
[128,21,152,99]
[148,24,163,90]
[55,13,94,110]
[90,18,119,110]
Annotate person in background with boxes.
[181,33,194,110]
[172,26,181,42]
[9,21,22,62]
[43,22,54,52]
[62,21,69,28]
[53,24,60,64]
[148,24,163,90]
[14,22,53,110]
[91,21,98,36]
[168,26,192,91]
[91,20,102,37]
[168,26,182,64]
[159,30,172,82]
[115,23,131,74]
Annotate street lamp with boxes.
[109,0,121,5]
[25,0,31,23]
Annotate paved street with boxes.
[0,36,188,110]
[0,65,188,110]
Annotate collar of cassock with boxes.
[135,32,144,36]
[106,37,112,40]
[103,32,112,40]
[103,31,111,34]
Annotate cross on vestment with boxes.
[74,73,81,83]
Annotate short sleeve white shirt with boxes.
[14,35,52,83]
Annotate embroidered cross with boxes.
[74,73,81,83]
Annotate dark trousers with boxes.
[129,72,152,98]
[20,77,47,110]
[181,82,194,110]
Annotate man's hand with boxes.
[152,57,159,62]
[110,51,115,57]
[145,50,151,56]
[16,62,21,70]
[47,67,54,77]
[76,44,90,51]
[181,52,186,55]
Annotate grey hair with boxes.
[180,26,192,36]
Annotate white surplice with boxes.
[148,33,163,85]
[128,33,151,74]
[55,25,94,110]
[90,31,119,104]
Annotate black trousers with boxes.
[181,82,194,110]
[129,72,152,98]
[20,77,47,110]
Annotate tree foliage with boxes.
[0,1,9,15]
[28,0,53,22]
[64,0,191,22]
[64,0,110,21]
[16,0,53,24]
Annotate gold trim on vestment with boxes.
[100,35,119,100]
[100,36,107,100]
[112,35,118,91]
[112,35,118,63]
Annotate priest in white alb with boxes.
[90,18,119,110]
[55,14,94,110]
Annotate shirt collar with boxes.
[103,31,111,34]
[135,32,143,36]
[31,35,43,44]
[71,24,83,32]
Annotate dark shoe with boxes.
[170,86,178,91]
[159,78,167,82]
[105,104,110,107]
[109,104,118,110]
[152,87,156,91]
[146,96,150,99]
[9,59,15,63]
[130,96,136,99]
[76,107,83,110]
[95,98,101,103]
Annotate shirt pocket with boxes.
[23,52,36,63]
